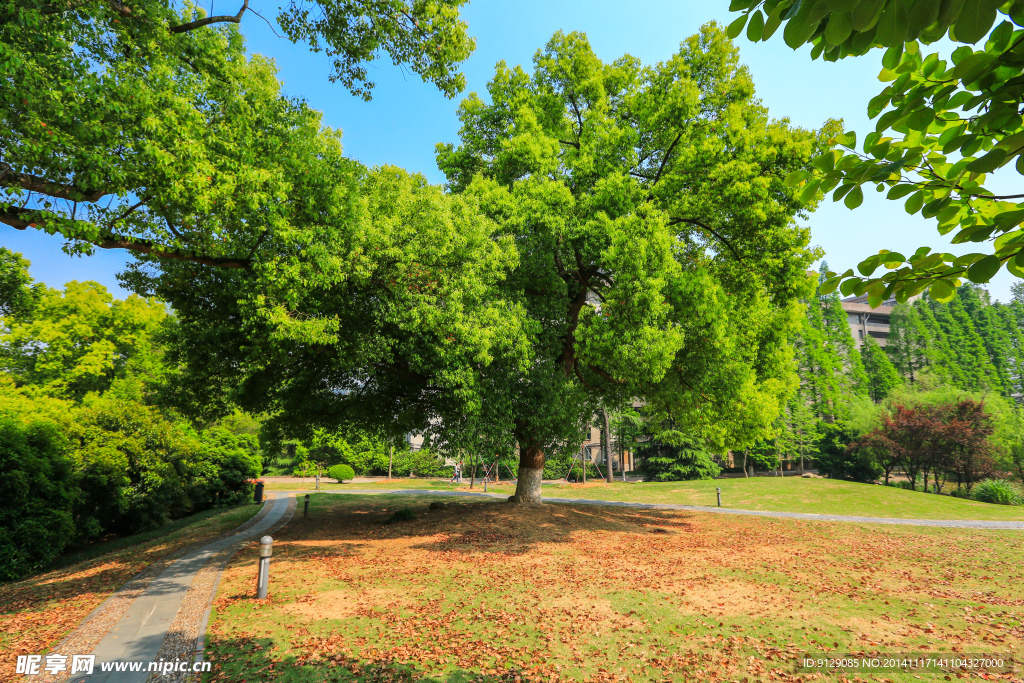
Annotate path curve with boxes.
[303,488,1024,530]
[46,494,295,683]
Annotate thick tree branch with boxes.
[588,363,625,385]
[0,163,105,202]
[573,359,596,390]
[668,217,744,263]
[649,132,683,188]
[94,238,251,268]
[0,206,36,230]
[558,283,591,377]
[169,0,248,33]
[1,207,251,269]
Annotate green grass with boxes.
[270,477,1024,521]
[540,477,1024,520]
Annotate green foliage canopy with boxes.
[1,0,473,265]
[436,25,834,500]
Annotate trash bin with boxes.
[254,480,264,503]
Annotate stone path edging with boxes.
[187,494,297,676]
[300,488,1024,530]
[34,500,274,683]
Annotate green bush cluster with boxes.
[541,453,599,481]
[0,391,260,580]
[970,479,1023,506]
[327,464,355,482]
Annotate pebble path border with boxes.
[31,497,278,683]
[147,494,296,683]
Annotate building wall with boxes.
[841,295,895,348]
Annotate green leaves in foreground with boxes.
[791,31,1024,302]
[731,1,1024,301]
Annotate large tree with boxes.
[126,165,524,442]
[1,0,473,265]
[436,25,834,503]
[728,0,1024,303]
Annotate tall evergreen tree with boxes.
[958,286,1013,395]
[861,337,901,403]
[927,295,1001,392]
[887,302,930,386]
[790,264,867,423]
[998,302,1024,397]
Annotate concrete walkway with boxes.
[303,488,1024,530]
[82,495,292,683]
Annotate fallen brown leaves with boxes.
[205,499,1024,683]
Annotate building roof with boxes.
[840,300,894,315]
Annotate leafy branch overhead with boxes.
[0,0,473,268]
[728,0,1024,304]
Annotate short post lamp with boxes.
[256,536,273,599]
[716,487,722,507]
[303,494,310,517]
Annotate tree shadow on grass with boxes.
[203,635,557,683]
[278,494,701,558]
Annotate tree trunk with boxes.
[470,459,477,488]
[510,438,544,504]
[743,452,748,478]
[388,444,393,480]
[603,408,613,484]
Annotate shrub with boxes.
[0,416,76,580]
[815,422,882,483]
[637,438,721,482]
[393,448,447,477]
[328,464,355,482]
[970,479,1023,506]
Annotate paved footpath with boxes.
[45,493,294,683]
[307,488,1024,530]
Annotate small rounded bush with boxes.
[970,479,1023,506]
[327,464,355,483]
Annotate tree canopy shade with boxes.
[436,25,836,503]
[0,0,473,265]
[727,0,1024,304]
[126,166,525,439]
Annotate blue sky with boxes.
[5,0,1016,300]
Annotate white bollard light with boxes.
[256,535,273,599]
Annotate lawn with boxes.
[203,494,1023,683]
[541,478,1024,522]
[265,477,1024,522]
[0,502,262,683]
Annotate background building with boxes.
[841,294,896,347]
